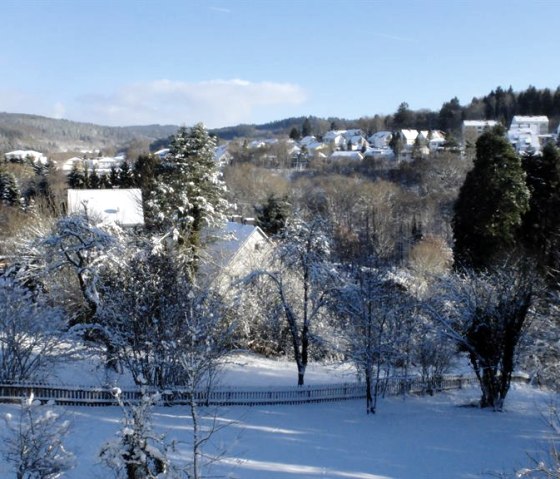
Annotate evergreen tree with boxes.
[302,117,312,137]
[148,123,230,250]
[83,164,90,189]
[289,127,301,141]
[255,194,291,236]
[453,128,530,269]
[0,171,21,206]
[67,162,85,189]
[521,143,560,280]
[119,161,134,188]
[392,102,414,129]
[89,165,101,189]
[389,132,405,160]
[133,154,159,191]
[109,164,120,188]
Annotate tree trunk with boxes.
[190,396,200,479]
[365,366,374,414]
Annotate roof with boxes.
[463,120,498,127]
[330,151,364,160]
[511,115,549,123]
[5,150,48,164]
[67,189,144,226]
[203,221,269,276]
[400,129,419,142]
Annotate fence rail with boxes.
[0,374,498,407]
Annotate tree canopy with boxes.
[453,128,530,269]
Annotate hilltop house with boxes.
[61,155,126,175]
[368,131,393,149]
[200,219,271,290]
[329,151,364,161]
[4,150,48,165]
[67,188,144,227]
[508,115,550,154]
[462,120,499,145]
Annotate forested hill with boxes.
[0,112,178,154]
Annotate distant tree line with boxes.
[205,85,560,143]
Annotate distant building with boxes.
[67,189,144,227]
[329,151,364,161]
[510,116,549,135]
[200,219,271,290]
[462,120,499,145]
[4,150,48,165]
[61,156,125,174]
[508,116,549,155]
[368,131,393,149]
[363,147,395,161]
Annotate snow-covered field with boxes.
[0,355,556,479]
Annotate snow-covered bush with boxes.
[3,394,75,478]
[100,389,181,479]
[0,277,65,382]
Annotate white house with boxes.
[399,129,419,146]
[329,151,364,161]
[4,150,48,165]
[200,220,271,290]
[418,130,446,150]
[508,116,549,154]
[363,147,395,161]
[67,189,144,227]
[510,116,549,135]
[462,120,499,145]
[61,156,125,174]
[368,131,393,149]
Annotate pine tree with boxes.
[89,165,101,189]
[148,123,230,250]
[255,194,291,236]
[0,171,21,206]
[453,128,530,269]
[119,161,134,188]
[302,117,312,137]
[67,162,85,189]
[289,127,301,141]
[109,164,120,188]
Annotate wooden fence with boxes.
[0,374,489,407]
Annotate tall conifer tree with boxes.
[453,128,530,269]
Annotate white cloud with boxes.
[209,6,231,13]
[71,79,307,127]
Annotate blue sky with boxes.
[1,0,559,128]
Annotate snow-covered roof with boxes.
[67,189,144,227]
[202,221,270,283]
[154,148,170,158]
[511,115,549,124]
[4,150,48,164]
[364,147,395,159]
[400,129,419,144]
[330,151,364,161]
[299,136,317,147]
[463,120,498,128]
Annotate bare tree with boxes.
[247,215,335,385]
[177,285,234,479]
[330,267,405,414]
[0,277,65,382]
[3,394,75,479]
[428,265,534,410]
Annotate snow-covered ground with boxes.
[0,355,556,479]
[47,350,359,388]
